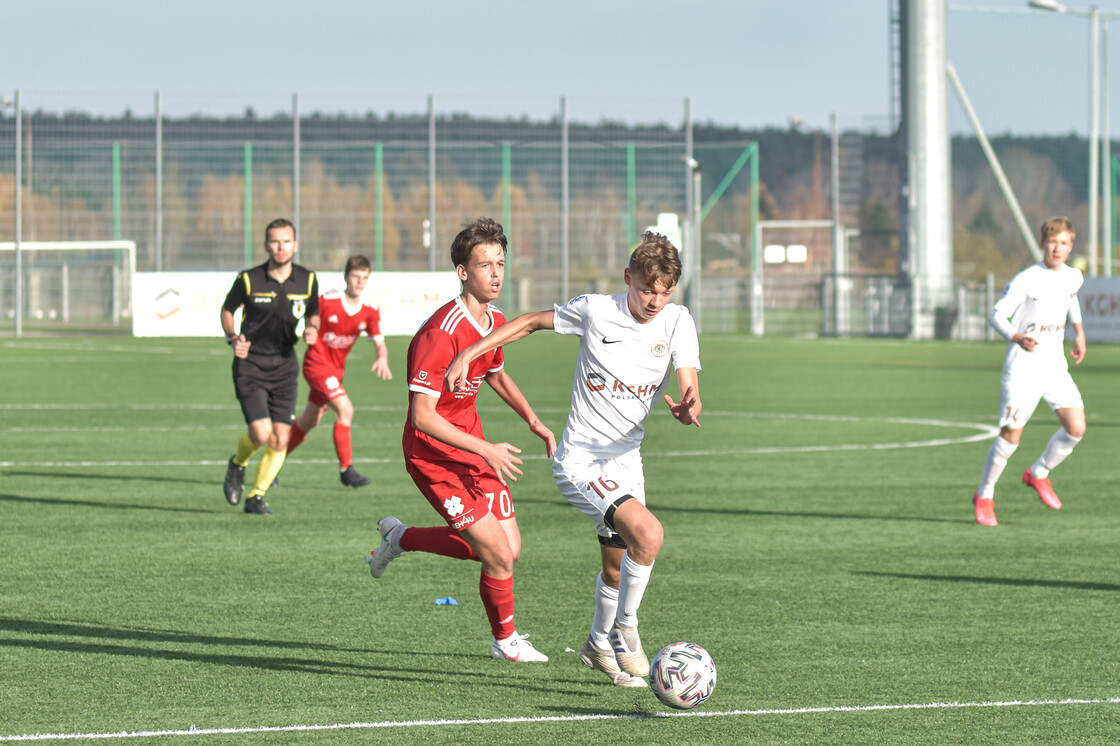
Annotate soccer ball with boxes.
[648,641,717,709]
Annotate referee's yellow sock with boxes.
[234,432,261,467]
[249,446,287,498]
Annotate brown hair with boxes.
[344,255,372,276]
[264,217,296,241]
[1040,216,1075,242]
[628,231,682,286]
[450,217,507,269]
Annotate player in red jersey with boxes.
[365,217,556,663]
[286,255,392,488]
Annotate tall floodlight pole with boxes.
[905,0,954,337]
[1029,1,1107,275]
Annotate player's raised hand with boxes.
[529,419,557,458]
[232,334,251,359]
[480,441,524,485]
[665,386,701,427]
[445,353,471,393]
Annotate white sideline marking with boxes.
[2,698,1117,741]
[0,413,998,468]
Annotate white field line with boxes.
[1,697,1117,742]
[0,414,998,468]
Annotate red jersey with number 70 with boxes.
[403,297,505,468]
[302,291,383,375]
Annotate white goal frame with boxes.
[0,240,137,327]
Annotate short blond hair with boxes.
[1040,216,1075,242]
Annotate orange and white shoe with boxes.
[973,493,998,526]
[1023,470,1061,510]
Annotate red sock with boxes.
[333,423,352,469]
[479,572,515,640]
[400,526,477,560]
[287,423,307,454]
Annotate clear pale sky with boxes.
[6,0,1120,133]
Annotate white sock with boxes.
[977,436,1017,499]
[1032,428,1082,478]
[616,551,653,628]
[590,573,618,649]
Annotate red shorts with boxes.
[303,364,347,407]
[405,457,515,531]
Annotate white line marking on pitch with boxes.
[1,697,1116,742]
[0,414,998,468]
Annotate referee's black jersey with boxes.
[222,262,319,359]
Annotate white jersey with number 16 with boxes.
[552,293,701,459]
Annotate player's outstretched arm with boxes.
[445,310,555,393]
[370,339,393,380]
[411,392,525,485]
[664,367,701,427]
[486,369,557,458]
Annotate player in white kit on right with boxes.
[972,216,1087,527]
[445,231,702,687]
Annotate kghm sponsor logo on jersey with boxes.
[585,369,657,400]
[1025,322,1065,334]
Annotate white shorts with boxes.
[998,369,1083,429]
[553,446,645,542]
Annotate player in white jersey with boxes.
[445,231,701,687]
[973,216,1086,527]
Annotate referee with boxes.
[220,218,320,515]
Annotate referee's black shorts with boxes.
[233,354,299,425]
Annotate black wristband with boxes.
[226,333,237,345]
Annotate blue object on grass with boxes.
[435,596,459,606]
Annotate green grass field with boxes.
[2,334,1119,745]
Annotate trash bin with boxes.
[934,306,957,339]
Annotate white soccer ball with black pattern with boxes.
[649,641,717,709]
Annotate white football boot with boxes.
[608,621,649,677]
[579,636,647,687]
[491,631,549,662]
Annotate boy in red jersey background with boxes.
[366,217,555,663]
[286,255,392,488]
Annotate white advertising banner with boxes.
[133,270,461,338]
[1077,277,1120,342]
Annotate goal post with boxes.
[0,240,137,329]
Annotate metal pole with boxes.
[691,164,702,332]
[155,91,163,272]
[831,113,847,334]
[561,95,570,304]
[749,143,763,336]
[428,94,436,271]
[293,93,300,233]
[14,89,21,337]
[684,97,693,244]
[375,141,384,271]
[243,142,253,268]
[1103,18,1112,276]
[502,141,512,310]
[1090,6,1101,275]
[947,61,1042,260]
[112,142,121,240]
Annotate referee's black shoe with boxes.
[243,496,273,515]
[224,457,245,505]
[340,466,372,488]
